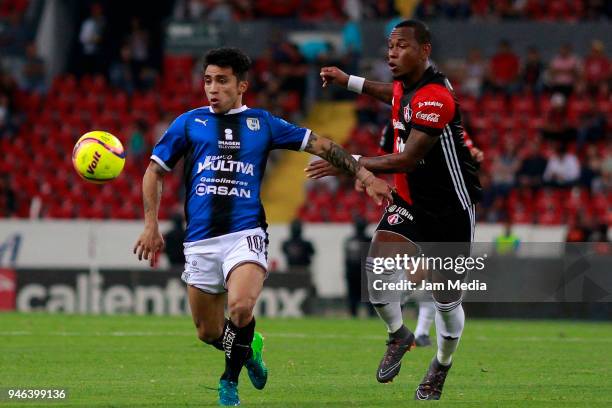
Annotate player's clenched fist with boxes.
[320,66,349,88]
[133,226,165,267]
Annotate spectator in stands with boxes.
[20,42,46,93]
[547,43,581,96]
[439,0,471,19]
[281,219,315,275]
[478,172,495,214]
[275,41,308,106]
[163,212,185,268]
[487,40,520,95]
[0,11,26,55]
[543,143,580,188]
[109,44,136,93]
[494,220,520,255]
[580,145,603,191]
[0,92,16,139]
[173,0,205,20]
[583,40,610,95]
[344,217,374,317]
[0,68,17,100]
[584,1,612,20]
[541,93,576,143]
[78,2,106,76]
[233,0,255,20]
[576,100,606,148]
[462,48,486,97]
[602,145,612,191]
[521,46,543,94]
[0,175,16,217]
[127,18,155,90]
[128,119,148,159]
[484,196,508,223]
[343,0,363,21]
[206,0,234,22]
[517,139,547,189]
[490,142,521,197]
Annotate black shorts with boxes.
[370,193,477,302]
[376,193,475,244]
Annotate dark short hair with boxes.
[393,20,431,45]
[204,47,252,81]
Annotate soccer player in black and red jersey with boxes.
[307,20,482,400]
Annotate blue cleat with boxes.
[218,379,240,406]
[245,331,268,390]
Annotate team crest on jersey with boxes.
[403,105,412,122]
[246,118,260,131]
[387,213,404,225]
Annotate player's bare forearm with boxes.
[360,130,439,173]
[304,132,372,182]
[320,66,392,104]
[363,80,393,104]
[142,161,165,229]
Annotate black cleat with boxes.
[376,330,415,383]
[415,335,432,347]
[414,358,451,400]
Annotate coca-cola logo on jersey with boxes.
[415,111,440,123]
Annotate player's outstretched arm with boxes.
[320,66,393,104]
[358,129,438,173]
[306,128,438,177]
[133,161,166,267]
[304,132,393,205]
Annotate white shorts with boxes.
[181,227,268,294]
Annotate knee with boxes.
[228,297,256,327]
[195,323,222,344]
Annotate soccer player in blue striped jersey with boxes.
[133,47,392,406]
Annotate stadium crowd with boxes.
[0,0,610,233]
[170,0,612,22]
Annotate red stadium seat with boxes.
[163,55,194,77]
[511,94,537,116]
[481,95,507,115]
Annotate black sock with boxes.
[389,324,411,340]
[211,319,230,351]
[220,317,256,383]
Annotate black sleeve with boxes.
[379,122,394,153]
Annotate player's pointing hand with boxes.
[320,66,349,88]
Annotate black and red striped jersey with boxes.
[380,66,482,214]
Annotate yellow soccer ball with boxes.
[72,131,126,183]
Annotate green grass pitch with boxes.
[0,313,611,407]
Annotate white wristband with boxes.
[347,75,365,94]
[352,154,362,162]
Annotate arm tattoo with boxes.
[305,132,318,151]
[321,142,359,176]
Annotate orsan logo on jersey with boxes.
[197,156,254,176]
[195,183,251,198]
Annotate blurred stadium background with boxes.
[0,0,611,319]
